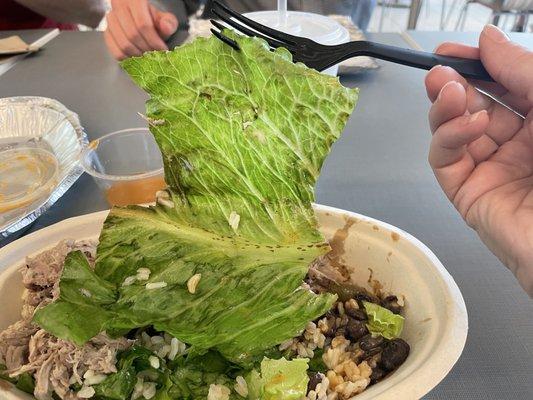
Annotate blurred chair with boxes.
[379,0,448,31]
[455,0,533,31]
[378,0,425,30]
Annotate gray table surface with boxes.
[0,31,531,399]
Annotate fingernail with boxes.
[483,24,509,43]
[437,80,459,102]
[429,64,442,73]
[469,110,486,123]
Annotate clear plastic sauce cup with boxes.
[80,128,166,207]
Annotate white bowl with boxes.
[0,205,467,399]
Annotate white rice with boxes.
[142,382,157,399]
[157,344,171,358]
[77,385,95,398]
[234,376,248,397]
[136,268,151,281]
[131,377,144,400]
[146,282,167,290]
[148,355,160,369]
[83,372,107,386]
[207,384,231,400]
[187,274,201,294]
[122,275,137,287]
[168,338,179,360]
[228,211,240,230]
[150,336,164,345]
[137,268,151,275]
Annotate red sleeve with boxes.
[0,0,78,31]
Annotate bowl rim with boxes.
[0,205,468,400]
[79,127,164,182]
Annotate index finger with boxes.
[434,41,530,115]
[435,42,508,96]
[130,0,167,51]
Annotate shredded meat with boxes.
[22,240,96,290]
[0,240,131,400]
[0,320,39,370]
[11,330,130,400]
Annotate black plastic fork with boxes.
[210,0,493,82]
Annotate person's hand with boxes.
[425,24,533,296]
[104,0,178,60]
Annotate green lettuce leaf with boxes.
[93,346,154,400]
[15,373,35,395]
[0,364,35,395]
[247,357,309,400]
[363,301,404,340]
[33,251,117,343]
[34,33,357,365]
[307,348,326,373]
[165,351,241,399]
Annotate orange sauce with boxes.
[105,174,166,206]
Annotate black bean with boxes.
[345,319,368,342]
[350,348,366,364]
[335,327,346,337]
[307,373,323,392]
[381,295,403,315]
[355,293,377,303]
[364,353,381,369]
[365,347,383,356]
[370,368,387,383]
[380,338,410,371]
[346,308,367,320]
[359,334,385,352]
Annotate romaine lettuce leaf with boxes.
[363,301,404,340]
[247,357,309,400]
[165,351,240,399]
[34,33,357,365]
[0,364,35,394]
[93,347,153,400]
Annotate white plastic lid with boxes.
[243,11,350,46]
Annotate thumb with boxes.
[151,6,178,40]
[479,24,533,103]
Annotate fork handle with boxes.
[344,41,493,81]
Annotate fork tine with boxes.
[211,14,287,49]
[210,19,228,32]
[210,28,240,51]
[212,0,297,45]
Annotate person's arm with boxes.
[14,0,107,28]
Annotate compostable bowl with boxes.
[0,205,467,400]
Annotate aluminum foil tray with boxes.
[0,96,88,238]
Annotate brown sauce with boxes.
[105,175,166,206]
